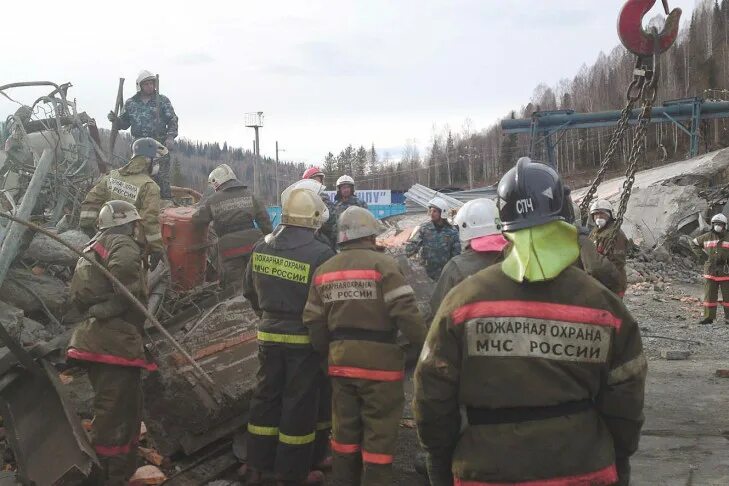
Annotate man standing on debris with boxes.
[414,157,646,486]
[692,213,729,324]
[589,199,629,297]
[108,70,178,200]
[429,198,507,312]
[67,200,157,485]
[405,197,461,280]
[80,138,166,270]
[192,164,272,289]
[243,188,335,485]
[304,206,427,485]
[327,175,367,245]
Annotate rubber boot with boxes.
[699,317,714,325]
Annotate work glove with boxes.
[149,251,163,271]
[164,137,175,150]
[576,224,591,237]
[107,111,118,123]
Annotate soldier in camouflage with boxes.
[405,197,461,281]
[108,70,178,200]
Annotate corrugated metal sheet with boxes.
[404,184,497,211]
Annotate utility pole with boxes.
[245,112,264,196]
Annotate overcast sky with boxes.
[2,0,698,164]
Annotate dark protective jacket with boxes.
[326,195,368,244]
[243,226,335,345]
[579,234,626,295]
[80,155,163,252]
[67,233,156,370]
[405,220,461,280]
[589,220,628,295]
[429,247,503,318]
[692,230,729,280]
[192,179,273,261]
[414,264,646,485]
[303,240,427,381]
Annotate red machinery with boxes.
[160,206,209,292]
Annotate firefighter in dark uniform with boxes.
[692,213,729,324]
[414,157,646,486]
[588,199,629,297]
[192,164,272,289]
[67,200,157,485]
[304,206,427,485]
[243,188,335,485]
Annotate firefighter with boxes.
[67,200,157,485]
[589,199,629,297]
[326,175,368,246]
[429,197,507,313]
[303,167,335,248]
[243,188,335,485]
[692,213,729,324]
[414,157,646,486]
[80,137,166,270]
[405,197,461,280]
[302,166,326,184]
[304,206,427,486]
[192,164,272,289]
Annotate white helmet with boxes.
[208,164,238,191]
[281,179,329,223]
[589,199,613,217]
[136,70,156,92]
[337,206,383,243]
[282,188,327,229]
[336,175,355,188]
[428,197,449,213]
[453,198,501,242]
[97,200,142,230]
[711,213,728,225]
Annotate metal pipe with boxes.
[0,211,221,399]
[0,150,53,284]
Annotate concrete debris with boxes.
[129,465,167,485]
[660,350,691,360]
[0,268,68,316]
[23,230,89,266]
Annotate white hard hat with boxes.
[337,206,383,243]
[281,179,329,223]
[711,213,728,225]
[336,175,355,188]
[589,199,613,216]
[282,188,327,229]
[453,198,501,242]
[97,200,141,230]
[428,197,449,213]
[136,70,156,92]
[208,164,238,191]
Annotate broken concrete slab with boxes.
[660,349,690,360]
[0,268,68,315]
[23,230,88,266]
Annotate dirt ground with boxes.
[383,275,729,486]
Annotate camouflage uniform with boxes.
[405,220,461,280]
[191,179,272,289]
[304,239,427,486]
[326,194,368,246]
[80,155,163,253]
[116,93,178,199]
[414,264,646,486]
[589,221,628,297]
[692,231,729,320]
[67,232,156,485]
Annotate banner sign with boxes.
[323,190,391,205]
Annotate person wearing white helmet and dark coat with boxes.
[692,213,729,324]
[108,70,178,199]
[405,197,461,280]
[326,175,368,247]
[589,199,629,297]
[429,198,507,313]
[191,164,272,289]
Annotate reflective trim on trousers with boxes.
[248,423,315,445]
[257,331,311,345]
[67,348,158,371]
[94,439,137,457]
[331,439,360,454]
[329,366,404,382]
[704,274,729,282]
[362,450,393,465]
[454,463,618,486]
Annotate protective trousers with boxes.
[703,278,729,319]
[312,373,332,467]
[152,152,172,199]
[247,344,321,481]
[330,377,404,486]
[220,254,250,290]
[87,363,142,486]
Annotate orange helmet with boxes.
[302,166,325,180]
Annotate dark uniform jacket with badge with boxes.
[67,233,157,370]
[692,231,729,280]
[80,155,163,252]
[192,179,273,261]
[243,226,335,345]
[406,220,461,280]
[304,240,427,380]
[589,221,628,296]
[414,264,646,485]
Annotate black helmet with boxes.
[497,157,565,231]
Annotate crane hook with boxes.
[618,0,682,56]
